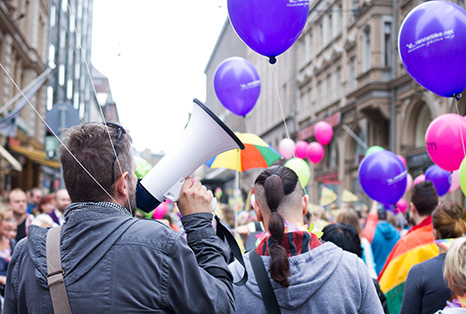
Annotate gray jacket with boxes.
[4,202,235,313]
[229,241,384,313]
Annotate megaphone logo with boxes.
[136,98,244,212]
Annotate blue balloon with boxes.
[425,164,451,196]
[214,57,261,116]
[398,1,466,98]
[228,0,309,64]
[358,151,407,204]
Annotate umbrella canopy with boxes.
[205,133,281,171]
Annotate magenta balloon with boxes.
[398,0,466,97]
[214,57,261,116]
[425,164,451,196]
[413,174,425,186]
[449,170,460,193]
[278,138,296,160]
[315,121,333,146]
[358,150,407,204]
[228,0,309,63]
[397,155,407,168]
[307,142,325,164]
[425,113,466,171]
[153,202,168,220]
[396,198,409,214]
[294,141,309,159]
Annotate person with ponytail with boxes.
[401,202,466,314]
[229,165,383,313]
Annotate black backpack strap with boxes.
[214,215,248,286]
[249,250,282,314]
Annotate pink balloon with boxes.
[278,138,295,160]
[307,142,325,164]
[425,113,466,171]
[397,155,407,168]
[449,169,461,193]
[315,121,333,146]
[396,198,409,214]
[406,173,413,192]
[413,174,425,186]
[295,141,309,159]
[153,201,169,219]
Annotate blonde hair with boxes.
[444,236,466,296]
[337,209,362,236]
[0,202,13,222]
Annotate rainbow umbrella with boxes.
[205,133,281,171]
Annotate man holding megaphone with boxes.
[3,120,236,313]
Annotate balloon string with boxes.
[271,66,293,149]
[270,63,314,221]
[454,98,466,160]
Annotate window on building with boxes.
[328,140,338,168]
[309,33,313,60]
[362,26,371,72]
[318,22,323,50]
[50,5,56,27]
[307,88,312,116]
[69,14,75,33]
[61,0,68,12]
[415,105,431,147]
[59,64,65,86]
[328,13,333,41]
[317,80,322,110]
[326,74,332,105]
[47,86,54,111]
[73,92,79,109]
[48,44,55,68]
[336,66,342,98]
[384,21,392,67]
[338,4,343,33]
[349,57,356,91]
[354,129,366,165]
[66,79,73,99]
[59,29,66,49]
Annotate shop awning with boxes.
[0,145,22,171]
[9,145,60,169]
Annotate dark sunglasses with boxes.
[103,122,126,185]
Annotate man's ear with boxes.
[302,194,309,217]
[410,202,417,215]
[252,200,263,222]
[116,171,130,198]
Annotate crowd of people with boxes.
[0,122,466,313]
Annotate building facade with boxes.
[204,0,465,209]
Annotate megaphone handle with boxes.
[165,178,217,212]
[164,178,185,202]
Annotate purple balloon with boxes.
[425,164,451,196]
[228,0,309,63]
[358,150,407,204]
[214,57,261,116]
[398,0,466,98]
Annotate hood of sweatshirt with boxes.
[230,241,351,310]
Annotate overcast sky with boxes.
[91,0,228,153]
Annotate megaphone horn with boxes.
[136,98,244,212]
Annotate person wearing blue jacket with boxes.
[372,209,401,275]
[3,123,235,313]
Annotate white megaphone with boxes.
[136,98,244,212]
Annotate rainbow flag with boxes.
[378,224,439,314]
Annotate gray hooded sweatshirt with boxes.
[229,241,384,313]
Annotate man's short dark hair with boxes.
[59,123,133,203]
[411,180,438,216]
[321,223,363,258]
